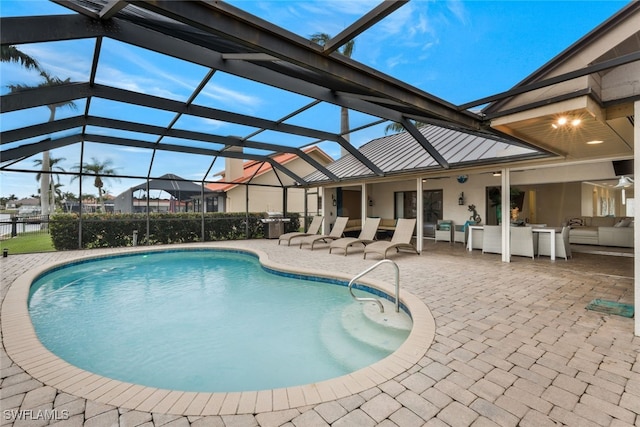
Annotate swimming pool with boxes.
[28,249,412,392]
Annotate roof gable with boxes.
[208,146,332,191]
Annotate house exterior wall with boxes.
[323,160,625,229]
[223,153,327,215]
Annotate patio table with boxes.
[467,225,558,260]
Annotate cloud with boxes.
[99,43,262,110]
[22,43,91,82]
[196,118,226,130]
[446,0,469,25]
[386,54,407,70]
[199,84,262,111]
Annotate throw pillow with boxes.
[567,218,583,227]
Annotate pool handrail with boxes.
[348,259,400,313]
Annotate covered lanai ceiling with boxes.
[1,1,638,191]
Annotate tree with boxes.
[72,158,119,212]
[1,45,40,71]
[310,33,355,158]
[33,156,66,210]
[385,120,428,135]
[6,70,77,216]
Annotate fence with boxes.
[0,214,51,239]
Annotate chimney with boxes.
[224,146,244,182]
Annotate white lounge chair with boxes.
[277,216,323,246]
[299,217,349,250]
[329,217,381,256]
[363,218,418,259]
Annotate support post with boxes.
[501,168,510,262]
[416,177,423,253]
[361,183,367,225]
[634,100,639,336]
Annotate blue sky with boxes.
[0,0,631,200]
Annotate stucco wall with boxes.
[324,160,629,229]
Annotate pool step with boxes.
[320,306,388,372]
[339,301,410,353]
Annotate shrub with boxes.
[50,211,302,250]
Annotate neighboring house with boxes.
[206,146,333,216]
[15,198,41,215]
[114,174,221,214]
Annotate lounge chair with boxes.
[277,216,323,246]
[299,216,349,250]
[363,218,418,259]
[329,217,381,256]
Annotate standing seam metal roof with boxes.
[304,124,547,183]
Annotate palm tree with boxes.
[310,33,355,158]
[384,120,428,135]
[6,70,77,216]
[72,158,119,212]
[1,45,40,70]
[33,156,66,211]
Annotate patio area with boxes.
[1,239,638,426]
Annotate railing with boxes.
[348,259,400,313]
[0,214,51,238]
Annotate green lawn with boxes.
[0,232,55,255]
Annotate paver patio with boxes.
[1,239,638,426]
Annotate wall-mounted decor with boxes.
[457,175,468,184]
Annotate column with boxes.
[416,178,423,253]
[635,100,639,336]
[361,183,367,223]
[501,168,510,262]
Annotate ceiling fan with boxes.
[614,176,634,188]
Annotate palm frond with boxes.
[1,45,40,70]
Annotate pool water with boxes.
[29,250,411,392]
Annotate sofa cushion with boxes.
[438,220,452,231]
[614,218,632,227]
[570,227,598,237]
[590,216,618,227]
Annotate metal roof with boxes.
[304,124,548,183]
[127,174,215,199]
[0,0,550,191]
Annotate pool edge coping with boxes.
[1,243,435,416]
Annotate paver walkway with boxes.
[1,239,638,426]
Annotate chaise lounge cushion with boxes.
[343,218,362,233]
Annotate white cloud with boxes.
[446,0,469,25]
[196,118,226,130]
[386,54,407,70]
[199,84,262,110]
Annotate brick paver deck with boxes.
[1,239,638,426]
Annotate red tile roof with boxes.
[206,146,331,192]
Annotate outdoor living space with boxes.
[2,240,638,426]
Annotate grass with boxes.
[0,232,55,255]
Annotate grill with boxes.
[260,212,290,239]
